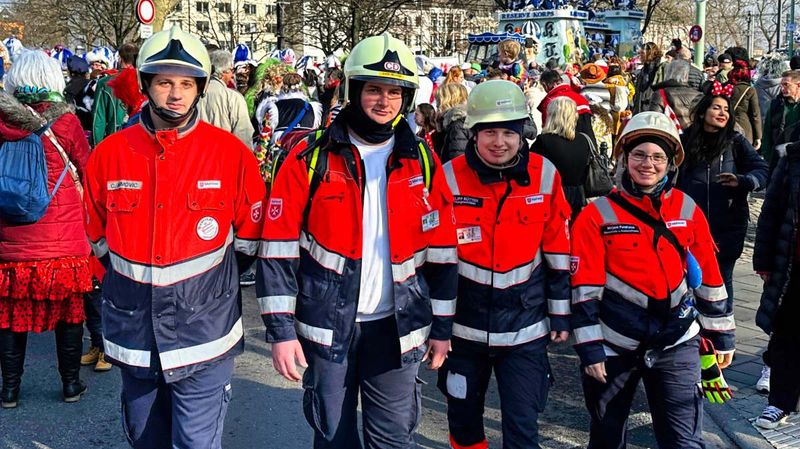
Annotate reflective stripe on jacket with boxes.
[258,115,458,366]
[83,117,266,382]
[570,187,733,366]
[442,152,572,348]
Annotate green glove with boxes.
[699,337,733,404]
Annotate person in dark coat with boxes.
[434,83,471,162]
[752,139,800,429]
[632,42,664,113]
[531,96,591,219]
[64,56,89,107]
[677,85,768,315]
[649,60,702,130]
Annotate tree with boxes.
[187,0,274,52]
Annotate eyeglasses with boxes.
[629,150,669,165]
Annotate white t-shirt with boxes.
[349,130,396,322]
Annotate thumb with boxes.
[296,345,308,368]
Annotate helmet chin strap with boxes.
[146,92,202,126]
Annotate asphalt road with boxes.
[0,286,733,449]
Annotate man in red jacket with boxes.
[538,69,596,143]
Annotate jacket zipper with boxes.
[488,178,514,344]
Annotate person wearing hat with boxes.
[83,27,266,448]
[716,53,733,82]
[258,33,457,449]
[570,111,735,448]
[437,80,571,449]
[580,63,611,111]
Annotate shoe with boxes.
[80,346,100,366]
[755,405,788,429]
[239,271,256,287]
[63,379,87,403]
[94,352,112,372]
[56,322,86,404]
[756,366,770,394]
[0,330,27,409]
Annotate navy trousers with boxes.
[83,279,103,350]
[437,339,551,449]
[119,357,234,449]
[301,316,422,449]
[582,338,705,449]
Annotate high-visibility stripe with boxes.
[442,161,460,195]
[307,146,321,184]
[606,272,649,308]
[234,237,260,256]
[399,324,431,353]
[110,228,233,287]
[160,318,244,370]
[296,320,334,346]
[259,240,300,258]
[300,231,346,274]
[679,194,696,220]
[544,253,570,271]
[573,324,603,344]
[670,279,688,308]
[458,251,542,289]
[600,321,640,350]
[90,237,109,258]
[548,298,571,316]
[426,247,458,264]
[572,285,604,304]
[453,319,549,346]
[103,338,151,368]
[258,295,296,314]
[593,197,618,224]
[431,297,457,316]
[697,314,736,331]
[694,284,727,302]
[539,158,556,194]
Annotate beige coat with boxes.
[197,76,254,147]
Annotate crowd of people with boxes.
[0,25,797,449]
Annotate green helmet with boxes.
[464,80,529,129]
[137,27,211,94]
[614,111,685,166]
[344,33,418,89]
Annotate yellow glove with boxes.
[699,337,733,404]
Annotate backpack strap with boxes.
[607,191,685,259]
[275,101,311,146]
[417,140,433,190]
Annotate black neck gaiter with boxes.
[339,105,396,144]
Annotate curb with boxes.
[705,400,774,449]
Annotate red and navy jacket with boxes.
[257,114,458,365]
[570,185,734,367]
[83,111,266,382]
[442,144,572,348]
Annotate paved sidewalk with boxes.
[704,197,800,449]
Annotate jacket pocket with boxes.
[188,189,227,211]
[106,190,140,213]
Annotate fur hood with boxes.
[441,104,467,129]
[0,92,72,142]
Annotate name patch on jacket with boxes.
[107,180,142,191]
[408,176,424,187]
[666,220,687,228]
[601,224,640,235]
[453,195,484,207]
[526,194,544,205]
[198,180,221,189]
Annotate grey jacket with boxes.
[755,76,782,127]
[197,77,255,147]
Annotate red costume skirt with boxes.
[0,257,92,333]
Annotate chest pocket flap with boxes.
[107,190,141,213]
[188,189,227,211]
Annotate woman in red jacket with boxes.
[0,50,92,408]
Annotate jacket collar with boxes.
[324,111,419,158]
[464,138,531,186]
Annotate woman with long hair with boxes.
[414,103,437,150]
[434,82,471,162]
[632,42,664,113]
[729,60,763,147]
[531,97,591,219]
[677,82,768,314]
[0,50,92,407]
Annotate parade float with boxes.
[466,0,644,67]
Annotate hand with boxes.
[584,362,607,384]
[753,139,762,150]
[717,351,734,369]
[550,330,569,343]
[423,339,451,370]
[271,339,307,382]
[717,173,739,187]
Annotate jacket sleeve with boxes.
[542,166,572,332]
[761,106,774,162]
[690,204,735,352]
[233,144,266,270]
[256,145,311,343]
[733,135,769,192]
[83,149,110,268]
[753,155,789,273]
[421,151,459,341]
[232,94,256,148]
[750,91,763,142]
[91,82,115,146]
[569,204,607,366]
